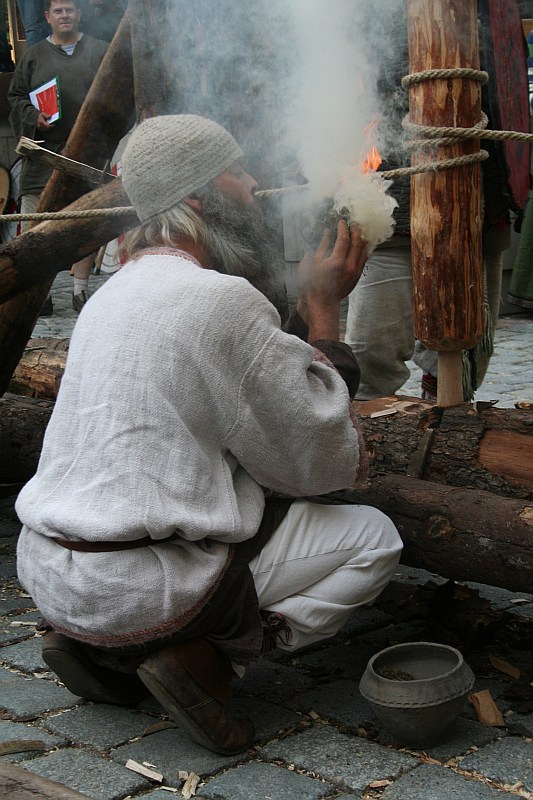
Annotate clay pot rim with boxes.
[366,641,466,685]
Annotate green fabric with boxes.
[508,194,533,309]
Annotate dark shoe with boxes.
[137,639,255,755]
[42,631,148,705]
[39,295,53,317]
[72,290,89,313]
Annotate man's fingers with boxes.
[315,226,331,260]
[347,223,368,270]
[328,220,350,262]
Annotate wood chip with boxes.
[125,759,164,782]
[370,408,398,418]
[181,772,200,799]
[308,710,320,720]
[143,720,176,736]
[0,739,47,756]
[468,690,505,726]
[490,654,521,680]
[369,779,392,788]
[178,771,189,781]
[10,621,37,626]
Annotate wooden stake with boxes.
[407,0,484,406]
[437,350,463,407]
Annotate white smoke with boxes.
[278,0,406,250]
[160,0,407,248]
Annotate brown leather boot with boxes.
[137,639,254,755]
[42,631,149,705]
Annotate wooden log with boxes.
[356,396,533,501]
[1,391,531,593]
[328,475,533,595]
[407,0,485,406]
[9,338,68,400]
[0,180,138,396]
[130,0,176,120]
[0,394,54,483]
[0,9,135,397]
[0,179,136,303]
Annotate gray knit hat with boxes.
[121,114,243,223]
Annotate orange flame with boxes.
[362,145,382,174]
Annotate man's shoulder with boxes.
[79,34,109,54]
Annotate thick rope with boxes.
[401,67,489,88]
[0,206,135,222]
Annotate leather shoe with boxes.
[72,290,89,313]
[137,639,254,755]
[42,631,149,705]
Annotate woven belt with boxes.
[53,535,163,552]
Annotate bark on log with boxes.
[0,180,136,303]
[326,476,532,594]
[0,10,136,397]
[356,396,533,501]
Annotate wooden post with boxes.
[407,0,484,406]
[129,0,177,120]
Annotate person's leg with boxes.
[474,223,512,386]
[71,253,95,312]
[249,500,402,651]
[345,239,414,399]
[16,1,50,47]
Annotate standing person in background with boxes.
[8,0,108,314]
[16,1,50,48]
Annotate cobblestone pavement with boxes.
[1,270,532,799]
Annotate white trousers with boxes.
[249,500,402,651]
[345,239,414,399]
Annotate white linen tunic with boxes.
[16,252,363,647]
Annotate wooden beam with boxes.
[15,138,115,184]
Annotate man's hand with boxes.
[37,112,52,131]
[296,221,368,342]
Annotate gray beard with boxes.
[201,188,288,322]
